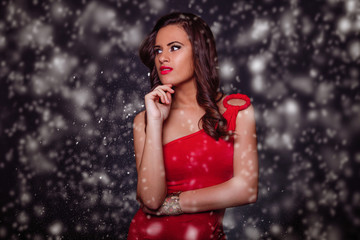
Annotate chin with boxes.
[160,79,175,85]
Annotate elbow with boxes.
[136,179,167,210]
[238,188,257,205]
[247,182,258,204]
[233,178,258,205]
[248,191,258,204]
[144,200,163,210]
[137,191,165,210]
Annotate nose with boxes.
[158,52,169,64]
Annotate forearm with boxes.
[137,121,167,209]
[179,176,258,213]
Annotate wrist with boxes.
[178,191,184,213]
[146,119,163,129]
[178,191,197,213]
[145,120,163,138]
[158,191,183,216]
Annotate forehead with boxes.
[155,25,190,45]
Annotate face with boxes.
[154,25,195,86]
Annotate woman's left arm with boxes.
[179,104,258,213]
[143,104,258,215]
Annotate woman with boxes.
[128,12,258,240]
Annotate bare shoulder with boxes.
[235,103,256,128]
[134,110,146,122]
[133,111,146,170]
[133,110,146,133]
[237,103,254,117]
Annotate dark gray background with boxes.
[0,0,359,239]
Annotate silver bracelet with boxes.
[158,191,183,215]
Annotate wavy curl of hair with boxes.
[139,12,231,140]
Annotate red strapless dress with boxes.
[128,94,251,240]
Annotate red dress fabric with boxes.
[128,94,251,240]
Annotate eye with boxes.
[154,48,162,55]
[170,45,181,51]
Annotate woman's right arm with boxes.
[133,84,174,210]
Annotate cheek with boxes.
[188,53,195,68]
[188,62,194,73]
[187,58,195,73]
[183,53,194,72]
[155,60,161,73]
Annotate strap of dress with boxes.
[222,93,251,131]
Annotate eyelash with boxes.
[171,45,181,51]
[154,45,181,55]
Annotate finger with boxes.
[166,92,172,103]
[147,88,165,103]
[155,88,169,104]
[155,89,167,104]
[162,83,173,89]
[157,84,175,94]
[149,85,173,103]
[142,207,157,215]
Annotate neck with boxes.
[171,79,201,110]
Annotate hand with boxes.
[141,204,161,216]
[140,192,183,216]
[144,84,175,122]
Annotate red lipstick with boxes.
[160,66,173,75]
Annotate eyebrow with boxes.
[154,41,184,48]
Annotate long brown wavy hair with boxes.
[139,12,230,140]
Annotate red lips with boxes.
[160,66,173,75]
